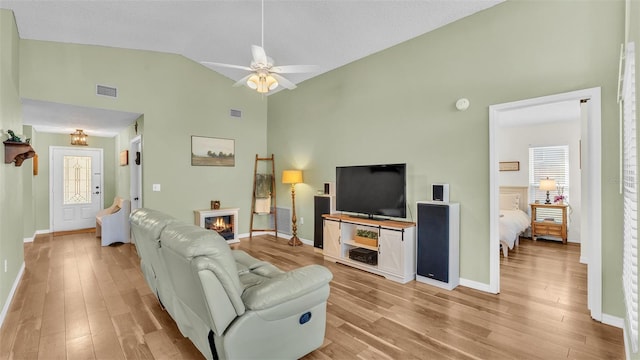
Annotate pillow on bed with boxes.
[500,194,520,211]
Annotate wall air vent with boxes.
[271,207,291,235]
[96,84,117,98]
[230,109,242,118]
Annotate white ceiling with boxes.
[2,0,504,136]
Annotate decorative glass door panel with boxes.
[63,155,92,205]
[51,147,103,232]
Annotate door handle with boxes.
[134,197,139,201]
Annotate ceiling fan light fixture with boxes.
[247,74,259,90]
[201,0,312,94]
[267,75,279,91]
[248,73,278,94]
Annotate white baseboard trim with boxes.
[602,313,624,329]
[459,278,493,293]
[24,229,51,243]
[238,231,275,238]
[238,232,313,245]
[0,261,25,329]
[580,256,588,264]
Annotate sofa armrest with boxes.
[241,265,332,310]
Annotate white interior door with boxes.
[130,135,142,211]
[51,147,104,232]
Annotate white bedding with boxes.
[500,209,530,249]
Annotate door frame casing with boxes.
[130,135,142,211]
[49,146,105,232]
[488,87,602,321]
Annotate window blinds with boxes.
[528,145,569,222]
[622,41,638,353]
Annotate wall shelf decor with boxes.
[4,140,36,167]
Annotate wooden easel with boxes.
[249,154,277,239]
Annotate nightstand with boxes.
[530,203,568,244]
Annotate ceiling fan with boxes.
[200,0,317,94]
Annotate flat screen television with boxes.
[336,163,406,219]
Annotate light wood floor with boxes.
[0,233,624,359]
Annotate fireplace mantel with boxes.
[194,208,240,244]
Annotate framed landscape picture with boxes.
[191,136,235,166]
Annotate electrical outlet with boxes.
[300,217,304,225]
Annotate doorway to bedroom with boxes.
[489,87,602,322]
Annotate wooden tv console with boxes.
[322,214,416,283]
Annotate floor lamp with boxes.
[282,170,303,246]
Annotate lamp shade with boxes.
[247,73,279,94]
[539,177,556,191]
[282,170,303,184]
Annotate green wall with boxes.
[267,0,625,316]
[18,39,268,229]
[0,9,25,320]
[31,132,116,230]
[21,125,35,240]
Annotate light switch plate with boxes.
[152,184,161,192]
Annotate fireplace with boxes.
[194,208,239,244]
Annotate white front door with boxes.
[51,147,104,232]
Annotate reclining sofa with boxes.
[130,208,333,360]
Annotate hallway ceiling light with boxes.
[70,129,88,146]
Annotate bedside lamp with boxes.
[282,170,303,246]
[539,177,556,204]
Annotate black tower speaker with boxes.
[314,196,332,249]
[417,202,450,282]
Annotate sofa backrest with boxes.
[129,208,178,315]
[160,222,245,336]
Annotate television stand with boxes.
[322,214,416,283]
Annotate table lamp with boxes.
[539,177,556,204]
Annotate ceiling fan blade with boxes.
[271,73,297,90]
[233,74,253,87]
[271,65,318,74]
[201,61,252,71]
[251,45,268,66]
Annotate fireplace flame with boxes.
[213,217,228,231]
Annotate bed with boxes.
[499,187,531,257]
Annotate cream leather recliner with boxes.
[130,208,333,360]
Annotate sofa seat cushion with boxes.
[233,250,285,289]
[238,263,284,287]
[241,265,333,311]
